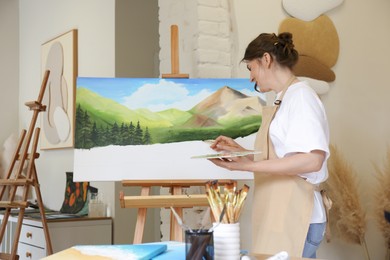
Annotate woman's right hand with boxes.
[209,135,245,152]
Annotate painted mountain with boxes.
[75,86,263,149]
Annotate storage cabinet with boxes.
[0,214,112,260]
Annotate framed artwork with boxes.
[74,77,266,181]
[40,29,78,149]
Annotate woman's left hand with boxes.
[208,155,252,172]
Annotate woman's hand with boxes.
[208,135,255,172]
[210,135,245,152]
[208,154,253,171]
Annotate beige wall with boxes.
[0,0,19,145]
[115,0,160,78]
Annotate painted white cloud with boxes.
[122,79,213,112]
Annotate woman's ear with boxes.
[263,52,272,68]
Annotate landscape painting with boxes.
[73,78,265,181]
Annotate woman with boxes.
[209,32,329,258]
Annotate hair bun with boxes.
[277,32,294,48]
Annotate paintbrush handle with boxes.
[171,206,193,232]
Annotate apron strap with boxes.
[273,75,297,107]
[265,75,297,159]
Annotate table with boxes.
[42,242,321,260]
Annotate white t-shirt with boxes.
[269,81,330,223]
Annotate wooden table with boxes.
[42,244,322,260]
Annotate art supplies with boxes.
[170,206,193,232]
[205,180,249,224]
[191,150,261,159]
[170,206,214,259]
[208,204,226,233]
[212,222,241,259]
[185,230,214,260]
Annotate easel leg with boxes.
[133,187,150,244]
[0,209,11,246]
[32,165,53,255]
[170,186,183,242]
[11,208,25,258]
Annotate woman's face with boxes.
[246,55,271,93]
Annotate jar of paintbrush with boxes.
[171,206,214,260]
[205,181,250,260]
[185,229,214,260]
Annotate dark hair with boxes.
[241,32,299,69]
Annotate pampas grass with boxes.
[323,144,370,260]
[372,146,390,260]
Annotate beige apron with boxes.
[252,78,314,257]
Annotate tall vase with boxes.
[213,222,240,260]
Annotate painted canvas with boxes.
[43,244,168,260]
[73,78,265,181]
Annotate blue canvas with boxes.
[148,242,185,259]
[72,244,167,260]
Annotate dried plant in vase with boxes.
[372,146,390,260]
[322,144,370,260]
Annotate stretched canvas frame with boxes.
[40,29,78,149]
[74,77,266,181]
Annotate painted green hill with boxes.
[76,87,174,128]
[156,108,193,125]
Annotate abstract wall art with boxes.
[40,29,78,149]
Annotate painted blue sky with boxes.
[77,77,265,112]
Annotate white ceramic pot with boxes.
[213,222,240,260]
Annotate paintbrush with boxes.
[170,206,193,232]
[234,184,249,222]
[206,182,221,222]
[208,204,226,233]
[198,207,211,232]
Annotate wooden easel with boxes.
[161,24,189,79]
[119,25,235,244]
[160,25,190,243]
[120,179,236,243]
[0,70,53,259]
